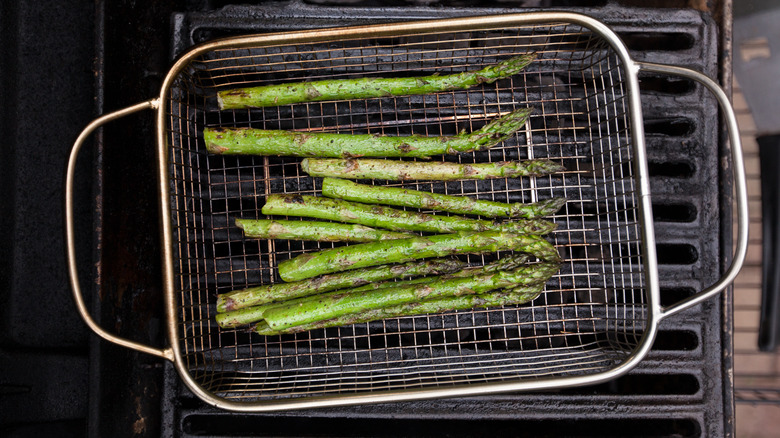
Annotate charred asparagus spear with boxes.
[259,262,559,331]
[322,254,531,294]
[261,195,556,235]
[235,218,412,242]
[217,54,536,109]
[216,258,466,313]
[217,255,531,327]
[321,177,567,219]
[254,283,545,335]
[277,231,561,282]
[204,108,532,158]
[300,158,564,181]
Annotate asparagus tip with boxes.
[487,53,537,78]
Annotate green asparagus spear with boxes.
[235,218,412,242]
[204,108,532,159]
[321,177,566,219]
[344,254,532,294]
[261,195,556,235]
[277,231,560,282]
[300,158,565,181]
[219,255,533,327]
[216,258,466,312]
[254,283,545,335]
[217,54,536,109]
[260,262,559,331]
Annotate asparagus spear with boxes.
[321,177,566,219]
[218,255,532,328]
[254,283,545,335]
[204,108,532,158]
[300,158,565,181]
[261,195,556,235]
[235,218,412,242]
[277,231,561,282]
[217,54,536,109]
[216,258,466,312]
[260,262,559,331]
[342,254,532,294]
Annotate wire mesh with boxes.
[164,21,647,401]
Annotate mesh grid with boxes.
[165,22,646,401]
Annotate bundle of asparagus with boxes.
[207,53,567,334]
[216,254,559,335]
[215,186,563,333]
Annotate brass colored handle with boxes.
[636,62,749,319]
[65,99,173,361]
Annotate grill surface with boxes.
[71,1,733,437]
[150,3,727,436]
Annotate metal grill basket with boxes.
[66,12,748,411]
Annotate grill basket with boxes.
[66,12,748,411]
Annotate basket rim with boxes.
[153,11,660,412]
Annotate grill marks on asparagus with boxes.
[204,108,532,159]
[216,54,536,109]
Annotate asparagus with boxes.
[277,231,561,282]
[254,283,545,335]
[216,258,466,312]
[321,177,567,219]
[261,195,557,235]
[345,254,532,294]
[235,218,412,242]
[217,54,536,109]
[260,262,559,331]
[204,108,532,158]
[300,158,565,181]
[218,255,532,327]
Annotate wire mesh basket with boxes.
[66,12,747,411]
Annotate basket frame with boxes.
[155,12,660,411]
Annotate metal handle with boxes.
[635,62,749,319]
[65,99,173,361]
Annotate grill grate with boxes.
[163,21,649,400]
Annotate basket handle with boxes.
[635,62,749,319]
[65,99,173,361]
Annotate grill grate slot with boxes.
[181,415,702,437]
